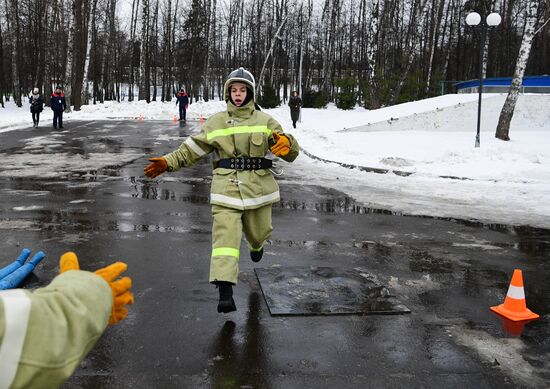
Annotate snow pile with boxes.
[265,94,550,228]
[265,94,550,181]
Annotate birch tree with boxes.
[365,0,380,108]
[129,0,140,101]
[81,0,97,105]
[64,0,76,113]
[0,20,5,107]
[7,0,22,106]
[139,0,150,101]
[257,14,288,96]
[495,0,539,141]
[388,0,428,106]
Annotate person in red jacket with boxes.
[176,89,189,121]
[51,86,67,129]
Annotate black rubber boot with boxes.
[216,281,236,313]
[250,248,263,263]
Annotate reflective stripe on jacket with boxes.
[163,100,299,210]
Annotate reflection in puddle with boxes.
[492,313,538,337]
[127,184,210,204]
[280,197,400,215]
[208,293,273,389]
[115,222,208,234]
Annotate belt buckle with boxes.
[233,157,244,171]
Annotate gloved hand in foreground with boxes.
[270,132,291,157]
[144,157,168,179]
[60,252,134,325]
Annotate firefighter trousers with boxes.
[209,203,272,285]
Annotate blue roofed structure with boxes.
[455,75,550,94]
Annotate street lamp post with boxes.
[466,11,501,148]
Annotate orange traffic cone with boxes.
[173,115,178,123]
[490,269,539,322]
[200,114,204,125]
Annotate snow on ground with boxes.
[0,98,226,133]
[1,94,549,229]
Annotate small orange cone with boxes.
[490,269,539,322]
[173,115,178,123]
[200,114,204,125]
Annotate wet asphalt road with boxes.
[0,120,549,389]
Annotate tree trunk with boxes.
[64,0,76,113]
[495,0,539,141]
[0,21,5,107]
[425,0,444,95]
[366,0,380,108]
[388,0,428,106]
[139,0,150,101]
[257,14,288,96]
[8,0,22,106]
[72,0,86,111]
[82,0,97,106]
[129,0,140,101]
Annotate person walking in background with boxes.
[288,90,302,129]
[28,88,44,128]
[144,68,299,314]
[51,85,67,129]
[176,88,189,121]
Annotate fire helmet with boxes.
[223,67,256,102]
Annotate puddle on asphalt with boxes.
[409,250,453,273]
[125,184,210,204]
[279,197,401,215]
[461,267,509,295]
[279,195,550,257]
[115,222,209,234]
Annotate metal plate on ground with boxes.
[255,266,411,316]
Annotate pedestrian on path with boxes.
[288,90,302,128]
[28,88,44,128]
[51,86,67,129]
[144,67,299,313]
[0,251,134,389]
[176,88,189,121]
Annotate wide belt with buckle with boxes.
[215,157,273,170]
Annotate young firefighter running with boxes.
[144,68,299,313]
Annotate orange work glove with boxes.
[144,157,168,179]
[60,252,134,325]
[270,132,291,157]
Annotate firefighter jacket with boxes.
[163,99,299,210]
[0,271,112,389]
